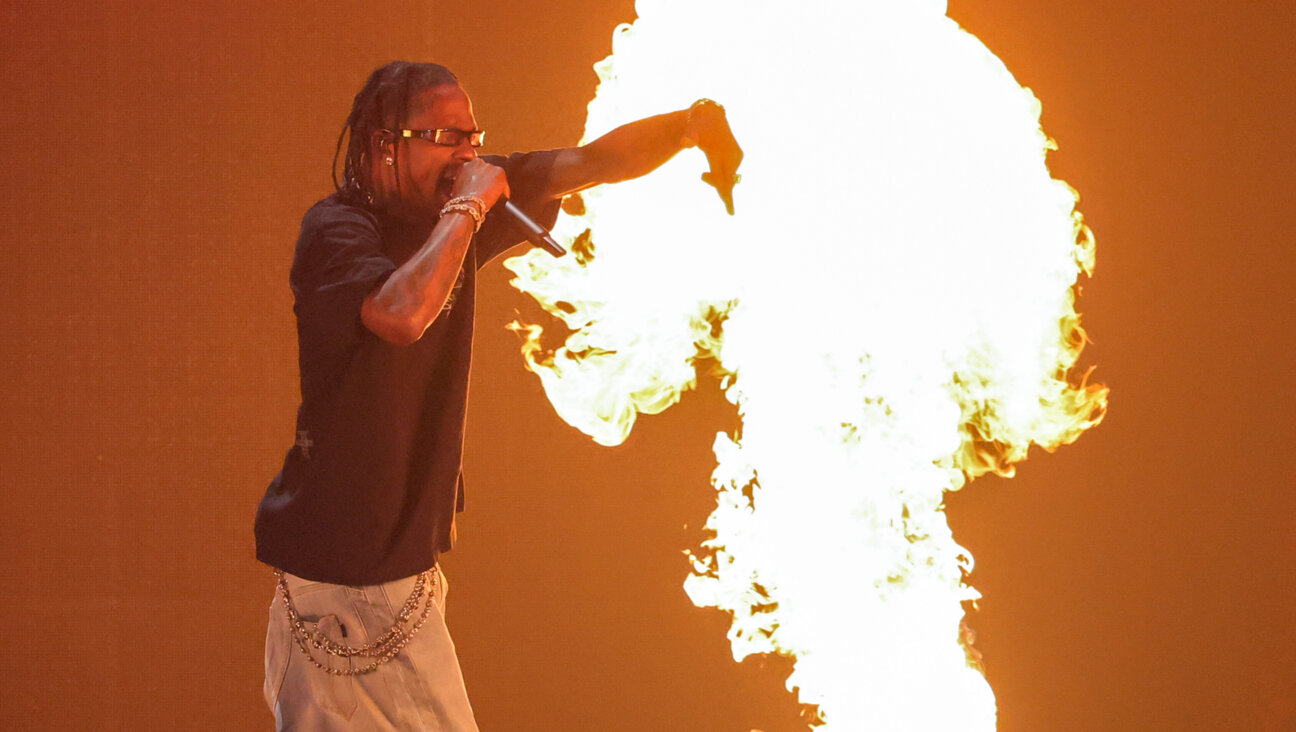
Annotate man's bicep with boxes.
[295,208,391,290]
[475,150,567,265]
[543,146,604,199]
[481,148,587,200]
[293,209,395,328]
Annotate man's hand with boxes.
[544,101,745,213]
[449,158,510,211]
[363,160,511,347]
[682,99,744,215]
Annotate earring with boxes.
[384,157,394,166]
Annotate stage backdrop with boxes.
[2,1,1293,730]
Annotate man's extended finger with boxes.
[701,172,737,215]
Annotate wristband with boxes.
[684,98,725,147]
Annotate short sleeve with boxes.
[290,198,397,400]
[291,201,395,307]
[474,149,564,267]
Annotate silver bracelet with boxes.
[684,98,725,147]
[444,194,487,214]
[440,202,484,232]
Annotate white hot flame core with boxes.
[505,1,1106,728]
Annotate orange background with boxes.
[2,1,1293,730]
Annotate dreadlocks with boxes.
[332,61,460,205]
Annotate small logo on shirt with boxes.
[295,430,314,460]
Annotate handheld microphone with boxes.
[499,199,565,257]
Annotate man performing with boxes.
[254,60,742,730]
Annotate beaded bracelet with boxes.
[687,98,725,127]
[444,194,487,214]
[689,97,725,117]
[684,98,725,147]
[440,201,484,232]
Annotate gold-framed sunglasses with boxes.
[397,128,486,148]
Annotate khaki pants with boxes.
[263,566,479,731]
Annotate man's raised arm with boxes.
[545,99,744,214]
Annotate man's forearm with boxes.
[546,109,692,198]
[545,100,741,213]
[360,213,475,346]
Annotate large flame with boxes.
[504,1,1106,728]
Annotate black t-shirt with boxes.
[255,150,562,586]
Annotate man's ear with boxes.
[371,129,394,157]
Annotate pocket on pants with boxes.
[308,614,360,720]
[434,565,448,614]
[271,583,361,723]
[263,595,292,709]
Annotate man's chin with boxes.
[428,187,455,214]
[414,191,451,217]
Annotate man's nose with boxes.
[454,141,477,160]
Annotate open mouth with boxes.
[436,167,460,201]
